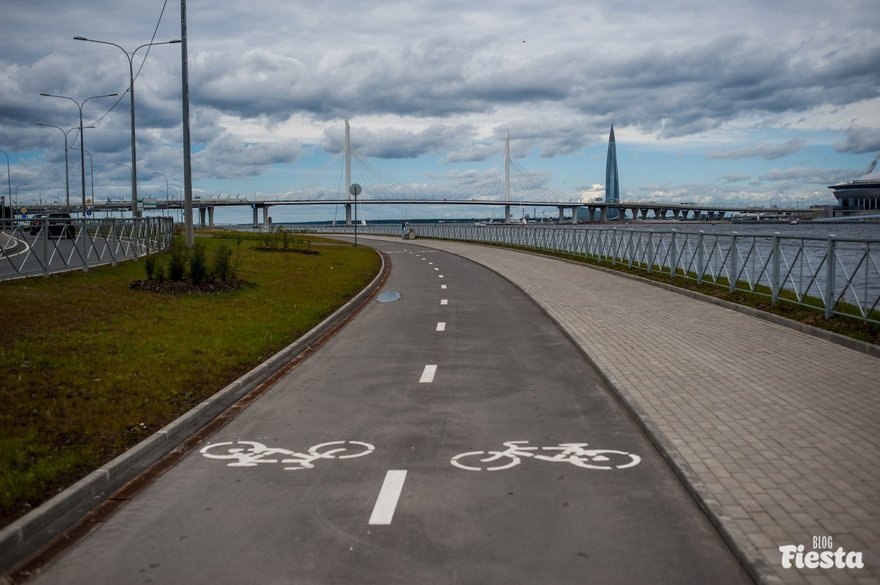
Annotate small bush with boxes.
[168,240,188,282]
[154,257,166,282]
[144,254,157,280]
[212,244,235,283]
[189,242,208,285]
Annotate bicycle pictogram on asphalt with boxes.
[200,440,375,471]
[450,440,641,471]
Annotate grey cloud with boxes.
[707,139,807,161]
[720,173,751,183]
[836,126,880,155]
[445,145,501,164]
[569,35,880,140]
[321,123,478,159]
[192,132,302,180]
[758,167,853,185]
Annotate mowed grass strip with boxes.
[0,233,380,526]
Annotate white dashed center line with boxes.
[441,284,447,289]
[440,299,448,305]
[369,470,408,525]
[436,322,446,332]
[419,364,438,383]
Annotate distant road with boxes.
[27,239,750,585]
[0,232,133,280]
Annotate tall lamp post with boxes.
[152,171,170,200]
[35,123,91,213]
[69,147,95,208]
[40,92,117,217]
[73,37,181,219]
[152,171,170,218]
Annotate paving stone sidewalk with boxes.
[375,237,879,585]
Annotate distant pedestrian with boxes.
[401,221,407,238]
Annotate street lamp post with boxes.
[349,183,362,246]
[35,123,90,213]
[152,171,170,218]
[40,92,117,217]
[73,37,181,219]
[152,171,170,200]
[70,147,95,209]
[170,178,184,222]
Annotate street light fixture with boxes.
[40,92,117,217]
[35,122,93,212]
[73,36,181,219]
[152,170,170,200]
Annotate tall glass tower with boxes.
[605,125,620,219]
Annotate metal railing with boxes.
[0,217,174,280]
[311,223,880,324]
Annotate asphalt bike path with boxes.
[26,240,750,584]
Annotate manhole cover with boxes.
[377,291,401,303]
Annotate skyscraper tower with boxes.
[605,125,620,219]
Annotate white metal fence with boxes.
[0,217,174,279]
[312,223,880,324]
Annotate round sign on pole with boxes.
[349,183,361,247]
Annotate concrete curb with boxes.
[0,248,388,577]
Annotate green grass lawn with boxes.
[0,233,380,526]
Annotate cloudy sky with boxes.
[2,0,879,222]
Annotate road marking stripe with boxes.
[419,364,437,383]
[440,299,448,305]
[436,322,446,332]
[438,274,444,278]
[369,470,408,525]
[441,284,447,289]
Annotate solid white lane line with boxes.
[436,322,446,332]
[419,364,437,383]
[369,470,408,525]
[440,299,448,305]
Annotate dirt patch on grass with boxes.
[129,279,255,295]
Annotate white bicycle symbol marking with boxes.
[200,440,375,471]
[450,440,641,471]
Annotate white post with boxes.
[504,129,510,202]
[344,119,352,226]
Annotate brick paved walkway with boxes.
[373,237,879,585]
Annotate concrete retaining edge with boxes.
[0,248,388,577]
